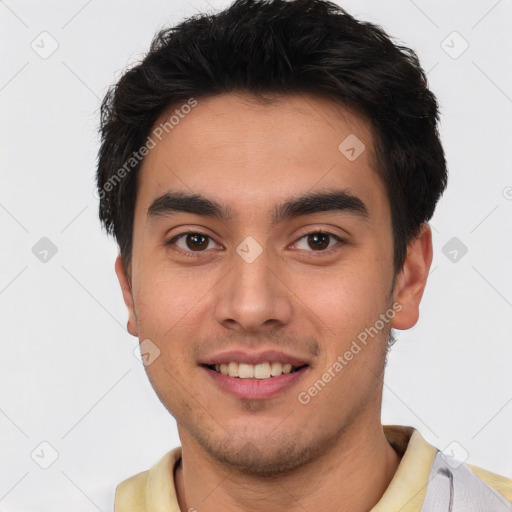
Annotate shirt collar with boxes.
[142,425,437,512]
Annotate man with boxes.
[96,0,512,510]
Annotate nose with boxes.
[214,247,293,333]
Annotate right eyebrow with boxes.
[147,192,233,222]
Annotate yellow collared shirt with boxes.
[114,425,512,511]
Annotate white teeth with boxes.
[270,362,283,376]
[238,363,254,378]
[282,363,292,374]
[211,361,303,379]
[227,361,239,377]
[254,363,271,379]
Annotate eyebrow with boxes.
[147,189,368,226]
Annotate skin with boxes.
[115,92,433,511]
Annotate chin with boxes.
[196,428,332,478]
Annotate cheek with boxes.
[287,260,391,340]
[133,264,210,337]
[131,273,203,416]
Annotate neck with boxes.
[174,422,402,512]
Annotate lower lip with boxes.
[202,366,309,400]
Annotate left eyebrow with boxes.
[146,189,369,226]
[272,189,368,225]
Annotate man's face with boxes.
[120,93,405,475]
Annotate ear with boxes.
[114,254,138,337]
[391,223,433,330]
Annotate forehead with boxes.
[136,92,386,220]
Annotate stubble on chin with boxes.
[183,418,342,479]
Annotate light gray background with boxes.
[1,1,511,510]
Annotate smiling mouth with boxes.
[204,362,308,379]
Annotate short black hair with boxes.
[96,0,447,274]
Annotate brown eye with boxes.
[185,233,209,251]
[293,231,344,253]
[168,232,217,253]
[307,233,330,250]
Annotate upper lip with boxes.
[200,349,310,367]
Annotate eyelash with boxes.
[166,230,345,258]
